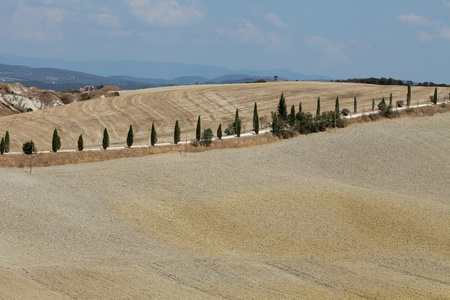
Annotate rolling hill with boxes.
[0,81,448,152]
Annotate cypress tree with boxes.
[0,137,4,154]
[298,102,302,113]
[354,96,357,113]
[407,84,411,106]
[52,128,59,152]
[335,96,340,114]
[127,124,133,147]
[289,105,296,126]
[102,128,109,150]
[316,97,321,117]
[378,97,386,110]
[372,99,375,112]
[277,93,288,121]
[196,116,201,141]
[217,124,222,140]
[5,131,10,153]
[235,109,241,137]
[57,135,61,150]
[389,93,393,107]
[253,102,259,134]
[78,134,83,151]
[433,87,438,105]
[174,120,180,144]
[151,122,157,146]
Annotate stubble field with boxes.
[0,110,449,299]
[1,81,448,152]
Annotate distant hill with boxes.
[0,58,332,91]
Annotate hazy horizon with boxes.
[1,1,449,83]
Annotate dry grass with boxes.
[2,103,449,168]
[1,81,448,153]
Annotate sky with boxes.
[0,0,449,83]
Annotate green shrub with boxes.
[341,108,350,116]
[396,100,404,107]
[224,123,235,135]
[200,128,213,147]
[22,140,36,155]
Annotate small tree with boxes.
[298,102,302,113]
[78,134,83,151]
[151,122,157,146]
[354,96,357,113]
[217,124,222,140]
[102,128,109,150]
[272,112,281,137]
[378,97,386,110]
[127,124,133,147]
[57,135,61,150]
[235,109,241,137]
[22,140,36,155]
[433,87,438,105]
[289,105,296,127]
[335,96,340,115]
[253,102,259,134]
[0,137,4,154]
[4,131,9,153]
[277,93,288,121]
[316,97,321,117]
[200,128,213,147]
[174,120,180,144]
[196,116,201,141]
[389,93,393,107]
[52,128,59,152]
[407,84,411,106]
[372,99,375,112]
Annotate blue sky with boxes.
[1,0,449,83]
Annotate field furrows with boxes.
[0,82,448,152]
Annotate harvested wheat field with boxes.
[0,111,449,299]
[1,81,449,152]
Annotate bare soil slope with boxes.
[1,81,448,152]
[0,112,449,299]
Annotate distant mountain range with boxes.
[0,55,332,91]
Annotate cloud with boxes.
[218,20,265,44]
[397,13,430,26]
[89,12,121,28]
[265,13,285,28]
[306,36,350,64]
[417,30,433,42]
[10,4,66,42]
[124,0,205,26]
[439,25,450,39]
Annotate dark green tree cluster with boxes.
[271,93,345,138]
[22,140,36,155]
[200,128,213,147]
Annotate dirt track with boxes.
[1,112,449,299]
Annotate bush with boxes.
[396,100,404,107]
[22,140,36,155]
[200,128,213,146]
[341,108,350,116]
[225,123,235,135]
